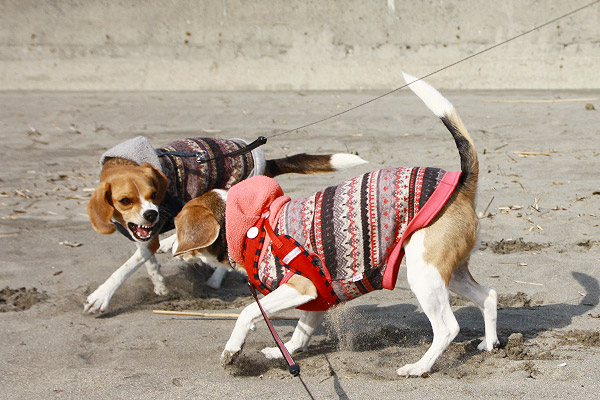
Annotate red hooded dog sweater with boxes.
[226,168,461,310]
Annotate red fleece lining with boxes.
[382,171,462,290]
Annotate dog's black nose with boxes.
[143,210,158,223]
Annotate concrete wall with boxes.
[1,0,599,90]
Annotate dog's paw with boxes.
[153,282,169,296]
[261,346,284,360]
[147,269,169,296]
[221,348,240,365]
[396,363,429,378]
[84,287,112,314]
[477,338,500,352]
[157,234,176,253]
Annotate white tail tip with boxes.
[402,72,454,118]
[330,153,368,170]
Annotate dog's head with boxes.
[88,163,168,241]
[172,190,228,265]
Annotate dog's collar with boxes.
[112,220,135,241]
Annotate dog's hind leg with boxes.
[261,310,325,359]
[397,230,460,377]
[205,265,228,289]
[449,261,499,351]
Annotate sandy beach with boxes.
[1,89,599,399]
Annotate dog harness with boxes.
[226,168,461,311]
[100,136,265,238]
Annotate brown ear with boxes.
[87,181,116,234]
[173,200,220,256]
[140,163,168,204]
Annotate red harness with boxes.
[242,213,340,311]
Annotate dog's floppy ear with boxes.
[140,163,168,204]
[173,201,220,256]
[88,181,116,234]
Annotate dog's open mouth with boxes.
[128,222,158,241]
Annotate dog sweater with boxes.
[226,169,461,309]
[100,136,265,236]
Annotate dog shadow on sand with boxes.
[225,272,598,388]
[95,262,253,319]
[338,271,599,356]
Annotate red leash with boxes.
[248,282,300,376]
[248,283,317,399]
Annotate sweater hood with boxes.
[225,175,290,265]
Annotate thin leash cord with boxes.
[297,375,316,400]
[266,0,600,140]
[243,3,598,396]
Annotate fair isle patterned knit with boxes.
[227,168,461,305]
[155,138,257,233]
[157,137,256,204]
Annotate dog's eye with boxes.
[119,198,132,206]
[150,191,157,201]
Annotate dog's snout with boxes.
[143,209,158,223]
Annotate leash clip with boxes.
[195,150,208,163]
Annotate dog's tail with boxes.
[403,72,478,200]
[264,152,367,177]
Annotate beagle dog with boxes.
[172,74,499,377]
[85,136,366,313]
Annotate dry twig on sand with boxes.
[152,310,298,320]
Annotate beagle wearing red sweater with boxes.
[173,74,499,377]
[85,136,365,313]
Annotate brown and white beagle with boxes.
[85,137,366,313]
[172,74,499,377]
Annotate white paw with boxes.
[157,235,176,253]
[84,286,112,313]
[147,270,169,295]
[261,346,284,360]
[478,338,500,351]
[221,348,241,365]
[397,363,429,377]
[153,282,169,296]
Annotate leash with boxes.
[248,283,316,400]
[248,283,300,376]
[265,0,600,140]
[156,136,267,163]
[153,2,599,160]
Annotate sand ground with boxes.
[1,89,599,399]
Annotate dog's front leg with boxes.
[144,255,169,296]
[84,241,155,313]
[261,310,325,359]
[205,265,228,289]
[157,234,177,253]
[221,284,316,365]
